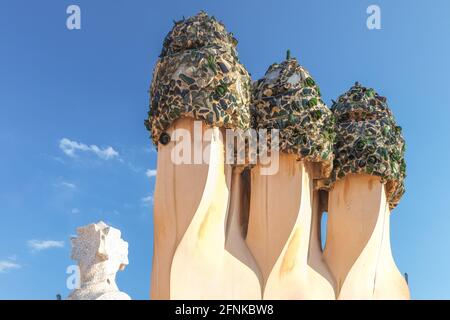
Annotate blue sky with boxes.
[0,0,449,299]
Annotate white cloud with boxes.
[59,138,119,160]
[141,195,154,207]
[0,260,21,273]
[54,181,77,190]
[27,240,64,251]
[61,181,76,189]
[146,169,157,178]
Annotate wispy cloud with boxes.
[146,169,157,178]
[0,260,21,273]
[27,240,64,251]
[60,181,76,189]
[71,208,80,214]
[53,181,77,190]
[59,138,119,160]
[141,195,154,207]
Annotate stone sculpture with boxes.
[68,221,131,300]
[147,12,261,300]
[247,55,335,299]
[251,55,335,178]
[323,83,409,299]
[329,82,406,208]
[145,11,252,147]
[145,12,410,300]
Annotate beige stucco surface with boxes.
[150,120,409,300]
[151,118,261,299]
[323,174,410,300]
[246,156,335,299]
